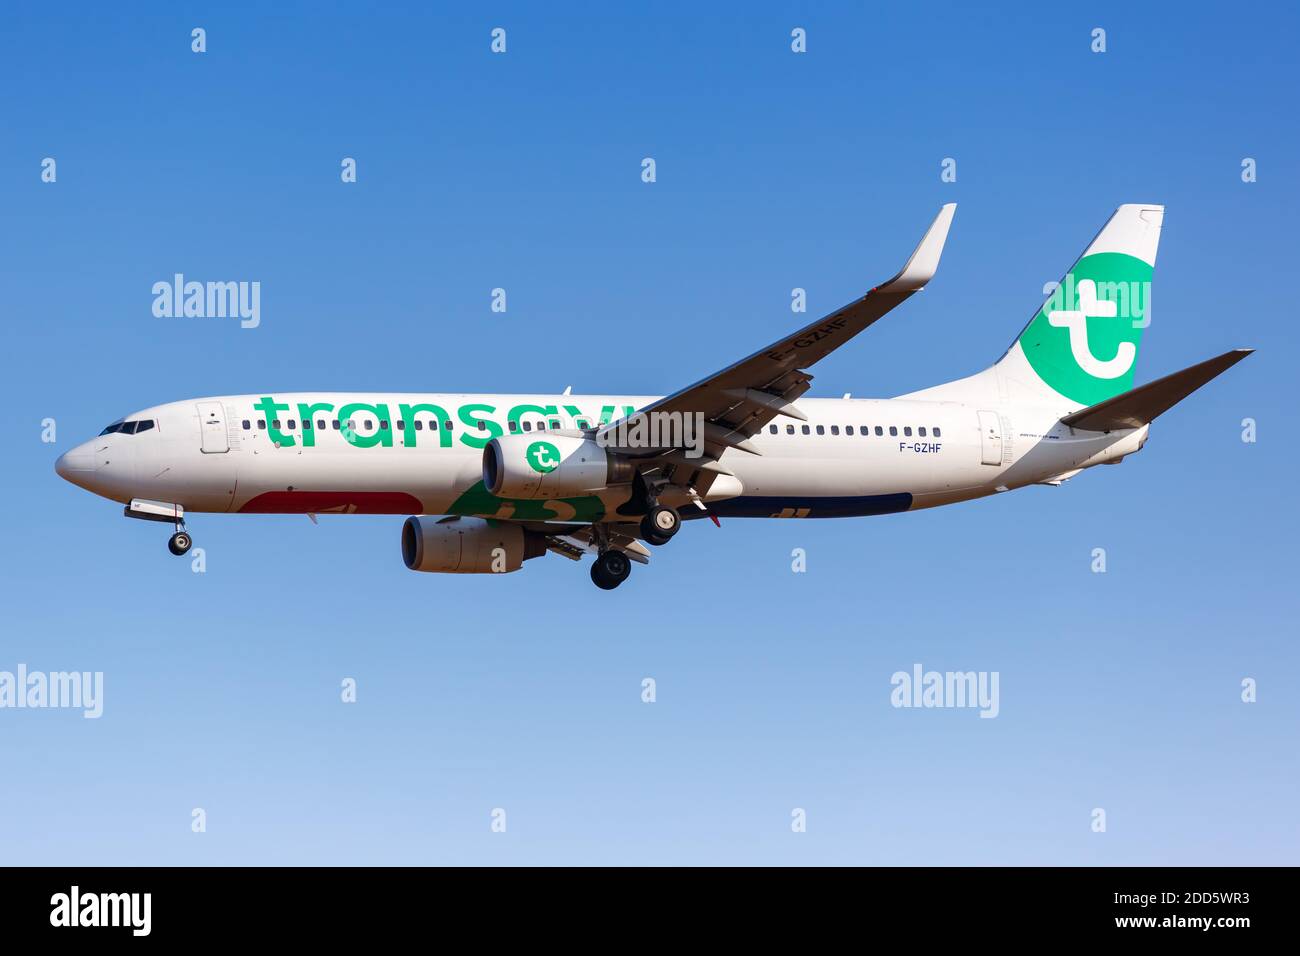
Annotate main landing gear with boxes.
[590,549,632,590]
[626,471,681,547]
[639,504,680,546]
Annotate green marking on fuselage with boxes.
[397,402,453,448]
[457,403,502,449]
[336,401,393,448]
[448,480,605,523]
[247,398,642,451]
[296,401,333,447]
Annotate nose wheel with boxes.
[590,549,632,590]
[168,529,192,556]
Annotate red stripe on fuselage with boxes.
[238,491,424,514]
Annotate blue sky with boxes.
[1,1,1296,864]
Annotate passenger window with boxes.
[769,425,778,434]
[874,426,883,436]
[272,420,281,429]
[918,427,926,437]
[831,425,839,435]
[332,420,340,430]
[801,425,810,435]
[786,424,795,434]
[242,420,251,430]
[889,426,897,436]
[477,421,486,431]
[443,421,452,431]
[509,421,518,432]
[317,420,325,430]
[934,427,941,437]
[379,421,389,430]
[346,420,355,431]
[258,420,266,429]
[577,420,590,430]
[287,420,296,430]
[903,426,911,437]
[846,426,854,435]
[302,420,311,430]
[415,421,423,431]
[363,420,374,431]
[816,425,825,435]
[550,421,560,430]
[523,421,532,431]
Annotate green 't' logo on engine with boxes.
[526,440,561,473]
[1018,252,1154,406]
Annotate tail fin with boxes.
[998,204,1164,407]
[1060,349,1253,432]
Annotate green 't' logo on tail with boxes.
[1018,252,1153,405]
[526,440,561,473]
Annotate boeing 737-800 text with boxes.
[55,204,1251,588]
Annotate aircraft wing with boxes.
[543,526,652,564]
[597,204,956,461]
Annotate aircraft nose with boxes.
[55,445,96,481]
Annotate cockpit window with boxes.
[98,419,155,436]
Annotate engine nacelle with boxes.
[401,515,545,574]
[483,433,633,499]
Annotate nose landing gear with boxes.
[123,499,193,557]
[167,529,193,556]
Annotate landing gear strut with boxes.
[628,471,680,547]
[590,549,631,590]
[640,505,680,546]
[168,528,192,556]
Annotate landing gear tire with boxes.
[168,531,192,556]
[591,549,632,590]
[641,505,680,546]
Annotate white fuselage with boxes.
[55,392,1148,523]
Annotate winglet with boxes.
[878,203,957,292]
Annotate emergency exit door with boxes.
[197,401,229,453]
[977,410,1002,466]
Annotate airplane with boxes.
[55,204,1252,589]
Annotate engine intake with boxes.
[401,515,545,574]
[483,433,633,499]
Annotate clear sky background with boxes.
[1,2,1296,865]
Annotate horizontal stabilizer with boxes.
[1060,349,1253,432]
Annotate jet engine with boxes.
[482,433,633,499]
[401,515,546,574]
